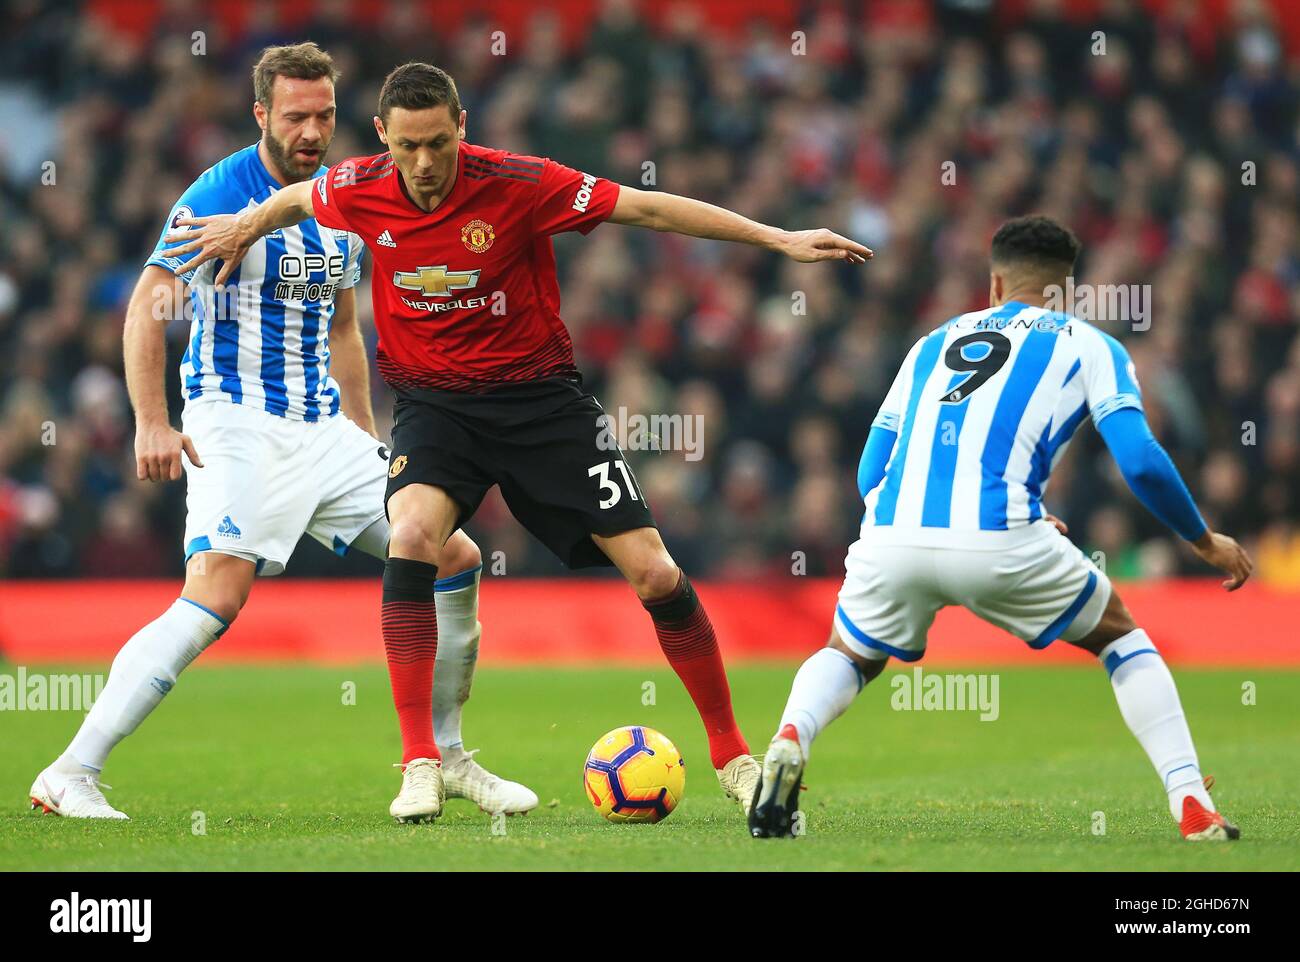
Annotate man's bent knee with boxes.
[828,628,889,683]
[632,558,683,601]
[388,517,439,562]
[439,530,482,577]
[387,484,459,564]
[1070,589,1139,656]
[591,527,681,600]
[182,552,256,625]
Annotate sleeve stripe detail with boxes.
[355,154,394,173]
[353,166,396,185]
[470,155,544,173]
[463,168,540,184]
[1091,392,1143,425]
[463,160,541,183]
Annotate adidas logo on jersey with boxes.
[377,230,397,248]
[216,515,242,539]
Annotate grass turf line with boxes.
[1,665,1296,871]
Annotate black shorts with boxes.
[385,377,656,569]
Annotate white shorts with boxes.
[181,400,388,576]
[834,523,1111,661]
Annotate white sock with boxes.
[59,599,227,772]
[777,648,867,760]
[351,520,481,758]
[432,565,482,754]
[1100,629,1213,821]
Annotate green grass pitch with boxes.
[2,664,1296,871]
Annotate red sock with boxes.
[643,572,749,768]
[381,557,440,764]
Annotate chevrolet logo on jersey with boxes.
[393,265,481,297]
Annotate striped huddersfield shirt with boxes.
[147,143,364,421]
[864,301,1145,535]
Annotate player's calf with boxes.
[32,595,228,800]
[381,558,440,764]
[1071,590,1238,840]
[29,556,248,814]
[425,552,540,814]
[381,483,461,768]
[777,633,885,759]
[597,528,757,799]
[749,630,887,838]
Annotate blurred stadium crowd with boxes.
[0,0,1297,584]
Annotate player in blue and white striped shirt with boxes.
[31,44,534,823]
[147,141,365,421]
[859,294,1147,538]
[751,216,1253,842]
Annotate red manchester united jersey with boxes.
[311,141,620,391]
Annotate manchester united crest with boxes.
[388,454,408,479]
[461,218,496,253]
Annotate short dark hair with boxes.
[990,215,1081,276]
[252,42,340,108]
[378,62,461,123]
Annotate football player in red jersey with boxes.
[168,62,872,821]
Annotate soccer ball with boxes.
[583,726,685,823]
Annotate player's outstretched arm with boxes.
[123,265,203,482]
[1096,407,1252,590]
[162,179,317,286]
[609,186,872,264]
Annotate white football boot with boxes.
[389,757,444,823]
[442,747,539,815]
[716,753,762,816]
[29,767,129,820]
[748,726,804,838]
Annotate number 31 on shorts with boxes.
[588,460,641,509]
